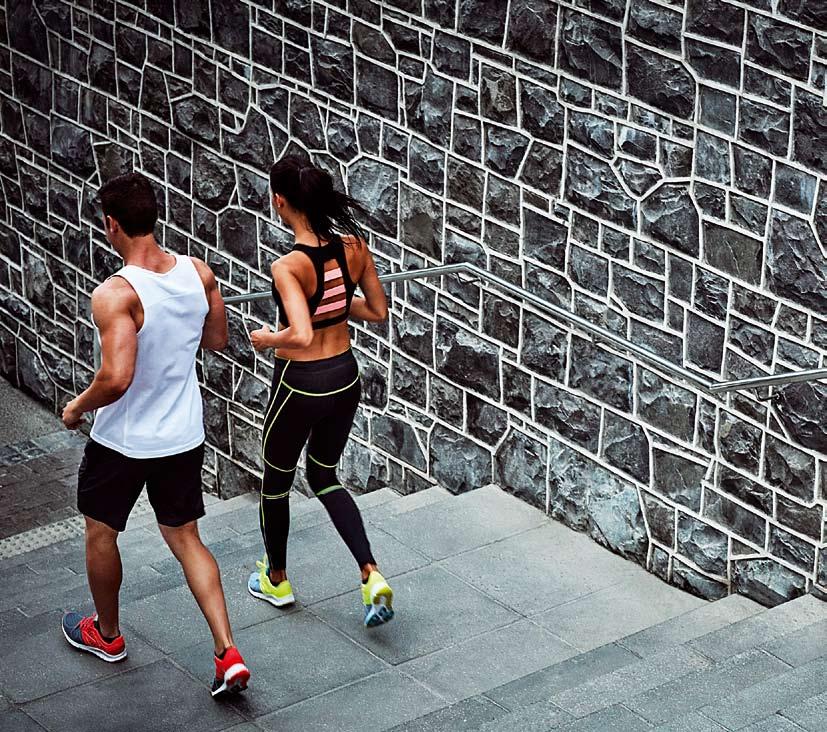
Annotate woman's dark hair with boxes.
[99,172,158,237]
[269,156,366,243]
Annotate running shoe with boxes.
[362,570,394,627]
[61,612,127,663]
[247,559,295,607]
[211,646,251,698]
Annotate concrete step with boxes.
[686,594,827,662]
[468,594,827,732]
[618,593,765,658]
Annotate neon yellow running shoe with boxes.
[248,559,295,608]
[362,570,394,627]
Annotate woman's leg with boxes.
[260,372,313,577]
[306,380,376,575]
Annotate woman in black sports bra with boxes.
[246,157,394,627]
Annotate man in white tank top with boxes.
[59,173,250,698]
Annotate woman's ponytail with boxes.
[271,156,367,244]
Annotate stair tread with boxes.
[619,594,765,658]
[688,594,827,662]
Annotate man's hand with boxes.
[250,325,276,352]
[62,401,85,430]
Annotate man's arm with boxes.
[62,282,139,429]
[191,258,228,351]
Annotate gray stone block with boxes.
[559,9,622,90]
[732,557,807,607]
[495,428,547,508]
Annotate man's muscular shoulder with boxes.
[91,276,140,321]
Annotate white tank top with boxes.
[91,255,209,459]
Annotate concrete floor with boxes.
[0,377,63,445]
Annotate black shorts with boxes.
[77,440,206,532]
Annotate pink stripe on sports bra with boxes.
[324,267,343,282]
[321,284,346,300]
[314,298,347,315]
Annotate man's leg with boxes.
[159,521,233,655]
[85,516,123,638]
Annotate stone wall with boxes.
[1,0,826,606]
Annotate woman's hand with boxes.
[250,325,276,352]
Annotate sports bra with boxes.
[272,235,357,330]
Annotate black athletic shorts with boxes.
[77,439,206,532]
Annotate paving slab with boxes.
[255,670,444,732]
[121,575,299,656]
[779,689,827,731]
[741,716,806,731]
[485,642,640,710]
[550,704,653,731]
[23,659,243,732]
[478,697,572,732]
[16,563,184,617]
[549,645,711,718]
[374,484,546,561]
[650,711,726,731]
[760,617,827,667]
[399,618,577,702]
[702,655,827,729]
[364,487,452,523]
[439,523,641,616]
[246,521,430,607]
[626,649,791,725]
[311,564,520,665]
[172,611,385,719]
[619,595,765,658]
[387,696,507,732]
[0,616,163,704]
[534,572,705,652]
[0,709,47,732]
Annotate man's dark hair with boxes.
[99,172,158,237]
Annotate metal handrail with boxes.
[224,262,827,397]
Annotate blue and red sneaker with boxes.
[61,612,127,663]
[211,646,250,698]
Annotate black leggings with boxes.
[260,349,375,571]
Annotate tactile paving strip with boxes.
[0,494,154,560]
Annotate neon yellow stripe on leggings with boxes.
[261,362,291,459]
[308,453,337,469]
[262,490,291,500]
[316,484,343,497]
[261,392,293,461]
[263,459,297,472]
[284,375,359,398]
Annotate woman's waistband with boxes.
[273,348,358,394]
